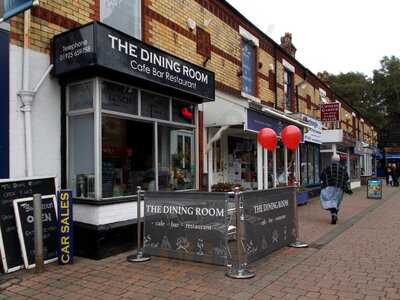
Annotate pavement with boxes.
[1,184,399,300]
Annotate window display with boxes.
[276,141,286,186]
[227,136,257,190]
[141,91,170,120]
[68,114,95,198]
[102,117,155,197]
[300,143,321,186]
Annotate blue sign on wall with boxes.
[0,29,9,179]
[0,0,38,22]
[247,109,289,135]
[57,190,74,265]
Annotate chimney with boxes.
[280,32,296,57]
[317,71,331,87]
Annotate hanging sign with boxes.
[0,176,56,273]
[53,22,215,101]
[367,178,382,199]
[13,195,58,269]
[0,0,39,22]
[321,102,341,122]
[57,190,74,265]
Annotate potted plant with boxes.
[296,186,309,205]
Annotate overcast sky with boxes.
[227,0,399,77]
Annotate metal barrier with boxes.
[288,182,308,248]
[226,187,255,279]
[127,186,151,263]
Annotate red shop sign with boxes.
[321,102,341,122]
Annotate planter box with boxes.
[297,191,309,205]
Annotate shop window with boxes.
[158,126,195,191]
[101,0,141,39]
[172,99,195,125]
[284,69,294,111]
[68,114,95,198]
[227,136,257,190]
[242,40,256,96]
[102,116,155,197]
[141,91,170,120]
[68,81,93,111]
[300,143,320,186]
[102,81,138,115]
[276,141,286,186]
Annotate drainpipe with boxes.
[274,46,278,109]
[18,9,53,177]
[19,10,33,176]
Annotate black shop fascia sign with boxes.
[52,22,215,103]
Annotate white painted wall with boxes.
[9,45,61,187]
[74,201,144,225]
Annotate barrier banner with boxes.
[144,192,229,265]
[242,187,295,262]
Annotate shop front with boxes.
[203,92,307,192]
[296,115,322,189]
[53,22,215,258]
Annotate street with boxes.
[1,186,399,300]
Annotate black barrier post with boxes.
[127,186,151,263]
[226,187,255,279]
[289,181,308,248]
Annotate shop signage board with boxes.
[57,190,74,265]
[246,109,289,135]
[321,102,341,122]
[0,0,38,22]
[144,192,229,265]
[242,187,295,262]
[302,115,322,144]
[354,141,364,155]
[0,176,56,273]
[367,178,382,199]
[13,195,58,269]
[53,22,215,101]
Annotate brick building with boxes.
[0,0,378,258]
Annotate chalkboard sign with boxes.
[0,176,56,273]
[242,188,295,263]
[144,192,229,265]
[367,178,382,199]
[13,195,58,269]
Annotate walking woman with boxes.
[320,154,351,224]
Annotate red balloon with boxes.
[258,128,278,151]
[281,125,302,150]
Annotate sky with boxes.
[226,0,400,77]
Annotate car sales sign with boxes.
[321,102,341,122]
[57,190,73,265]
[53,22,215,101]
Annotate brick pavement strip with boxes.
[1,185,399,300]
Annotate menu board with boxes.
[367,178,382,199]
[0,176,56,273]
[13,196,58,269]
